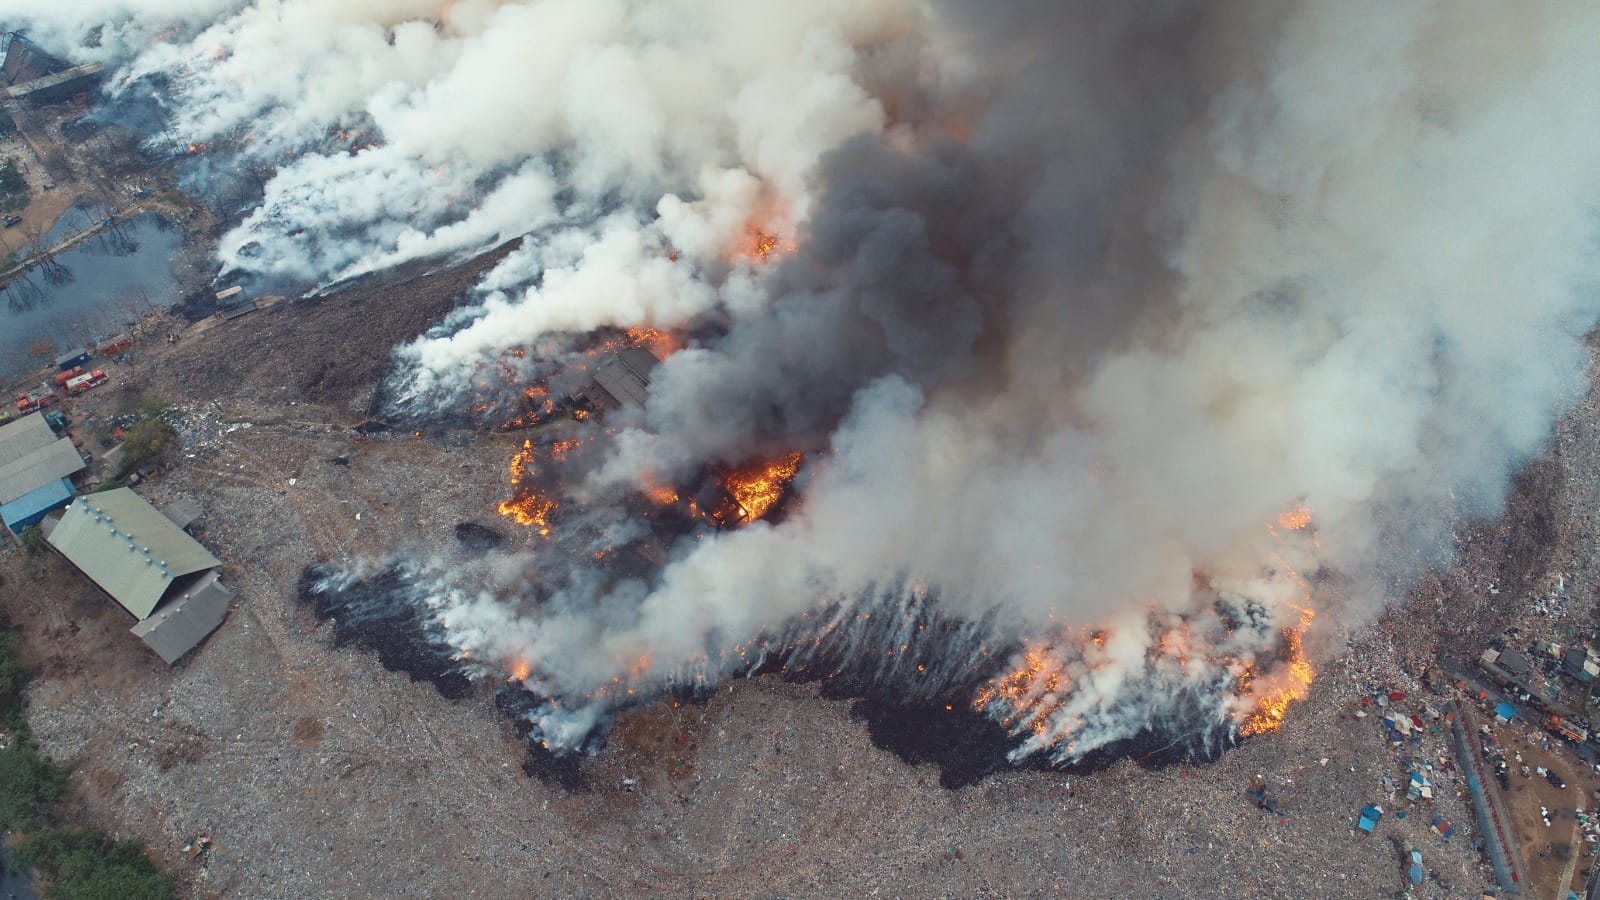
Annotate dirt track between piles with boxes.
[6,248,1600,898]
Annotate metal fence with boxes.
[1450,698,1525,893]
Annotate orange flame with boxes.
[724,452,804,521]
[640,474,679,507]
[972,644,1068,743]
[1238,606,1316,736]
[496,439,558,536]
[1277,505,1313,531]
[624,326,682,359]
[728,200,795,264]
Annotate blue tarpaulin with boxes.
[1359,805,1382,832]
[1495,701,1518,722]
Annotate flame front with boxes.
[1238,606,1316,736]
[496,439,558,536]
[725,452,804,521]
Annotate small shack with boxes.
[0,412,84,533]
[1565,646,1599,683]
[54,348,93,372]
[1497,648,1532,677]
[1494,701,1518,724]
[571,347,661,411]
[47,489,232,664]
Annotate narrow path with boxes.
[1557,783,1585,900]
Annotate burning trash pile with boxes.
[40,2,1600,775]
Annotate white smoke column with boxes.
[16,1,1600,761]
[441,0,1600,759]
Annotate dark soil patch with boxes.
[296,565,473,700]
[141,242,519,412]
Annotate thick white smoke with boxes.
[20,1,1600,761]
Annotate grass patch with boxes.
[15,828,175,900]
[0,611,175,898]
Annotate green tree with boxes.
[0,628,27,713]
[0,625,177,899]
[27,336,54,368]
[17,828,175,900]
[117,418,180,477]
[0,735,68,831]
[19,524,45,554]
[136,396,172,421]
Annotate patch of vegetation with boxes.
[0,160,25,198]
[18,524,45,554]
[0,629,68,834]
[0,614,175,899]
[15,828,175,900]
[85,478,127,495]
[114,397,182,480]
[137,396,173,421]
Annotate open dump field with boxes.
[4,247,1600,899]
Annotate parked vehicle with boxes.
[65,370,107,395]
[16,387,57,413]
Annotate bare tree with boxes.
[26,335,53,368]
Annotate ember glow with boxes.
[1276,506,1313,531]
[736,227,790,263]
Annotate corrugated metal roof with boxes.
[0,413,56,468]
[161,498,202,530]
[48,488,221,619]
[590,348,661,408]
[131,571,233,664]
[0,438,85,504]
[0,476,73,530]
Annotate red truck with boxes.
[16,386,57,413]
[64,370,107,395]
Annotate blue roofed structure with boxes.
[0,413,83,536]
[1495,701,1518,723]
[0,476,73,530]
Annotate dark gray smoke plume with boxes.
[16,0,1600,760]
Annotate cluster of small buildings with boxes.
[0,406,86,533]
[1478,638,1600,760]
[1,404,230,664]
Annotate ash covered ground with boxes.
[6,252,1598,898]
